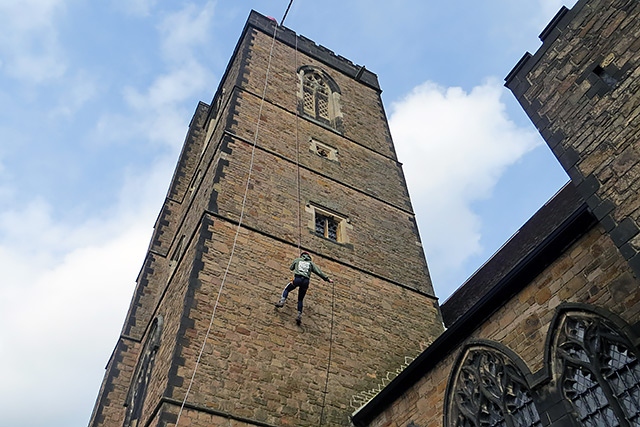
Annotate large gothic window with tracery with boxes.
[123,316,163,427]
[447,346,541,427]
[554,311,640,427]
[298,66,342,132]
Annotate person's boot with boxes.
[275,297,286,308]
[296,311,302,325]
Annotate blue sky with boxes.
[0,1,576,425]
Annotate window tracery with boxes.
[554,312,640,427]
[447,346,541,427]
[297,66,342,132]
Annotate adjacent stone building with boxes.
[351,0,640,426]
[88,10,443,427]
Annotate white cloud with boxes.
[0,2,214,415]
[124,63,210,111]
[94,61,212,148]
[0,158,172,426]
[0,0,67,83]
[158,2,216,63]
[96,3,215,148]
[390,79,540,286]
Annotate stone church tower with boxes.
[88,10,443,427]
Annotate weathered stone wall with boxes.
[164,215,440,427]
[88,339,141,426]
[241,28,397,159]
[89,11,443,427]
[229,89,413,212]
[507,0,640,276]
[206,135,430,292]
[365,223,640,426]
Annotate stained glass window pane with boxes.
[605,343,640,423]
[557,313,640,427]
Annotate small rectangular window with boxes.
[308,204,349,243]
[170,235,185,269]
[315,213,338,240]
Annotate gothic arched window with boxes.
[446,345,541,427]
[553,311,640,427]
[298,66,343,132]
[123,315,163,427]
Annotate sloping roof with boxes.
[441,182,588,326]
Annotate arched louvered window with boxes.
[446,345,541,427]
[303,71,330,120]
[554,311,640,427]
[298,66,343,132]
[123,316,163,427]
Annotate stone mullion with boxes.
[503,367,535,427]
[468,352,511,427]
[454,364,483,426]
[586,322,633,427]
[487,354,517,427]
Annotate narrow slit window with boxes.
[189,170,202,195]
[170,235,185,269]
[124,316,163,427]
[593,65,618,88]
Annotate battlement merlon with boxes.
[204,9,381,127]
[246,10,380,91]
[503,1,588,96]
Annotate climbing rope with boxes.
[286,9,337,426]
[294,29,302,254]
[174,15,281,427]
[319,277,336,426]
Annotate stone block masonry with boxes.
[362,223,640,427]
[89,10,444,427]
[506,0,640,278]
